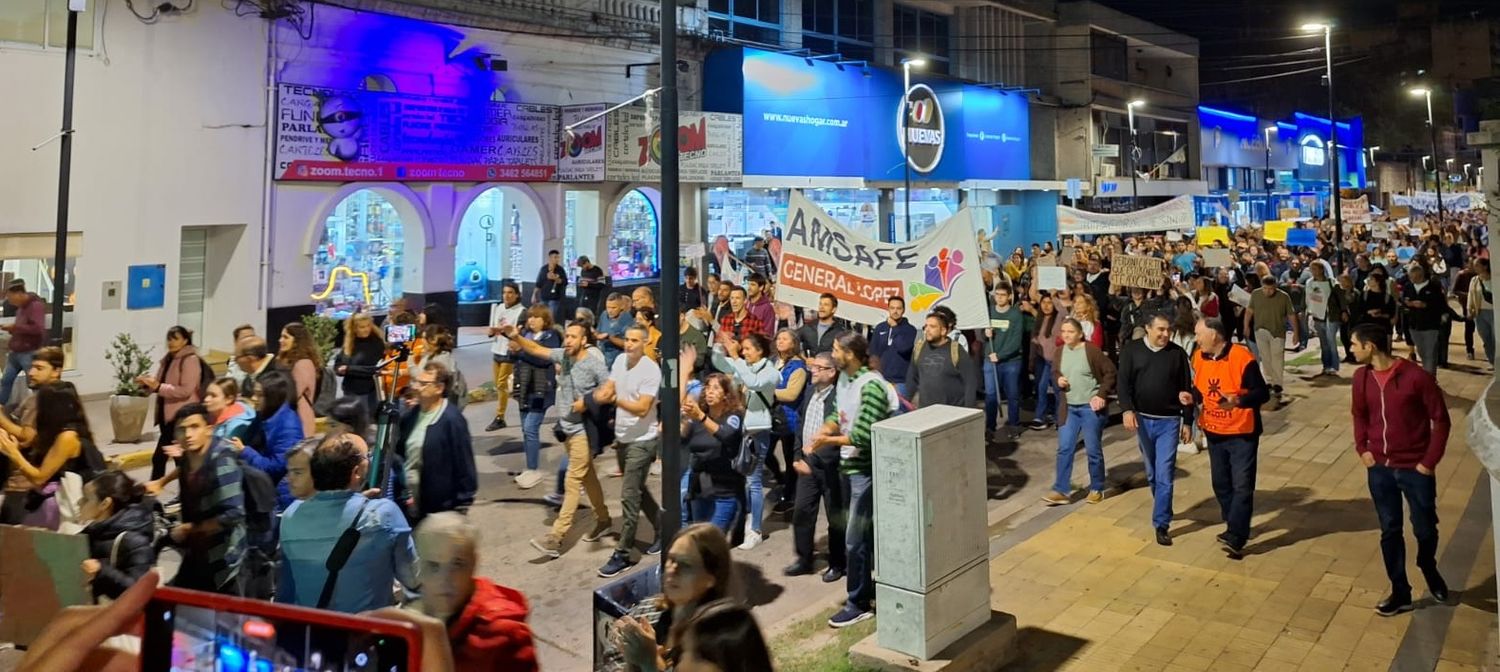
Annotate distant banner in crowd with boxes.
[1057,195,1197,235]
[1110,254,1167,291]
[778,190,988,328]
[1340,195,1372,225]
[1392,192,1487,213]
[1197,226,1230,247]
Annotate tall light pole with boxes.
[901,57,926,241]
[656,0,682,556]
[1303,21,1343,273]
[1127,99,1145,210]
[1422,155,1432,191]
[1264,126,1277,222]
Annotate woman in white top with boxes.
[1469,258,1494,365]
[710,330,780,550]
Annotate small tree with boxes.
[104,333,155,396]
[302,313,341,363]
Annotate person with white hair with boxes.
[413,512,539,672]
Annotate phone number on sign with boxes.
[779,255,902,308]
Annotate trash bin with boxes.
[592,563,661,670]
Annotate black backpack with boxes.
[194,355,216,400]
[234,456,278,537]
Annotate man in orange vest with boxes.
[1190,316,1272,560]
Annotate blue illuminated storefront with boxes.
[1198,105,1367,225]
[703,46,1059,253]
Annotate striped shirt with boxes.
[830,367,892,476]
[179,439,247,589]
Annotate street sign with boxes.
[1066,178,1082,201]
[1092,144,1120,158]
[1227,189,1240,204]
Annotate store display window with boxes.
[455,188,511,303]
[893,188,961,242]
[609,189,659,281]
[706,188,880,255]
[313,189,404,318]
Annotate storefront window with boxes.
[0,255,77,369]
[707,188,881,255]
[564,192,579,287]
[893,188,960,242]
[314,189,404,318]
[455,188,508,303]
[609,189,659,281]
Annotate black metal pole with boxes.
[657,0,682,564]
[1428,100,1446,226]
[1324,28,1343,275]
[1264,141,1272,222]
[1129,128,1139,210]
[903,70,911,241]
[49,8,78,346]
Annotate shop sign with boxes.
[557,104,607,182]
[899,84,945,173]
[604,108,743,183]
[274,83,558,182]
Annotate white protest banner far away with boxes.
[1057,195,1196,235]
[1339,195,1371,225]
[778,190,989,329]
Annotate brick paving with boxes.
[987,349,1499,672]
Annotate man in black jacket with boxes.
[1400,264,1447,374]
[1118,314,1194,547]
[396,362,478,520]
[783,352,845,582]
[797,293,848,357]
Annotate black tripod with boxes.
[367,342,410,502]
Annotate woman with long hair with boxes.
[769,328,808,513]
[1043,319,1116,507]
[78,470,157,602]
[1170,297,1198,353]
[204,376,256,443]
[277,322,322,435]
[137,326,205,480]
[613,523,735,672]
[0,382,100,530]
[710,331,780,550]
[671,600,774,672]
[233,371,304,510]
[1066,294,1106,348]
[1023,289,1064,430]
[337,312,386,414]
[513,305,561,490]
[682,374,746,532]
[415,326,464,406]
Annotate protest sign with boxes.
[1109,254,1167,291]
[1229,285,1252,307]
[1264,221,1291,242]
[1371,221,1391,239]
[1037,266,1068,291]
[1036,253,1059,267]
[1286,228,1318,247]
[1056,195,1196,235]
[0,526,92,646]
[1166,230,1183,242]
[1390,205,1410,219]
[779,190,988,328]
[1197,226,1230,247]
[1202,248,1234,268]
[1340,195,1372,225]
[1279,208,1302,220]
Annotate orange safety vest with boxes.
[1192,344,1258,436]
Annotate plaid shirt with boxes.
[718,311,764,342]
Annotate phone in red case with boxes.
[141,586,421,672]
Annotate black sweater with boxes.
[1117,339,1193,420]
[83,502,157,601]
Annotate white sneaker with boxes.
[515,469,543,490]
[737,530,764,551]
[1177,442,1200,456]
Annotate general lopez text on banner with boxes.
[776,191,988,329]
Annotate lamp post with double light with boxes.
[1127,99,1144,209]
[901,57,927,241]
[1303,21,1343,272]
[1416,86,1449,222]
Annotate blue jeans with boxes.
[680,468,693,527]
[1207,436,1258,548]
[843,473,874,611]
[1054,404,1106,494]
[1033,358,1057,423]
[1314,317,1341,373]
[1,351,34,407]
[1136,416,1179,529]
[520,409,545,471]
[744,432,773,534]
[689,495,739,533]
[984,358,1023,429]
[1368,466,1440,596]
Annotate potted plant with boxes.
[104,333,154,443]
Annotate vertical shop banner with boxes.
[777,191,988,329]
[556,104,608,182]
[604,108,743,182]
[275,83,558,182]
[1340,195,1372,224]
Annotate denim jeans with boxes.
[689,495,739,533]
[1033,358,1057,423]
[1,351,34,408]
[744,431,773,534]
[520,409,546,471]
[1054,404,1106,494]
[1136,416,1179,529]
[1314,317,1341,373]
[843,473,874,611]
[1207,436,1258,548]
[1368,465,1441,597]
[1409,329,1440,375]
[984,358,1023,430]
[1478,310,1496,364]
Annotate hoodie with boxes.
[1352,358,1449,471]
[448,578,540,672]
[83,501,157,601]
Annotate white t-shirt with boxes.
[490,302,526,356]
[610,355,662,443]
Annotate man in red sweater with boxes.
[1349,323,1451,617]
[413,512,539,671]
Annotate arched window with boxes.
[609,188,659,281]
[455,188,511,303]
[313,189,404,318]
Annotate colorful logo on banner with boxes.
[642,119,709,167]
[907,248,966,312]
[898,84,946,173]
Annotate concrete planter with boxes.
[109,395,151,444]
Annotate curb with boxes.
[110,449,155,472]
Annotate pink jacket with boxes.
[155,345,203,423]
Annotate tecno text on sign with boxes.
[898,84,945,174]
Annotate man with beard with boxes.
[797,293,848,357]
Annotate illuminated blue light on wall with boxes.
[1198,105,1258,123]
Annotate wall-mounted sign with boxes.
[274,83,558,182]
[900,84,946,174]
[604,108,743,183]
[557,104,607,182]
[1091,144,1120,158]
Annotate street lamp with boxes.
[1264,126,1277,222]
[1465,162,1473,188]
[901,57,927,242]
[1414,85,1449,221]
[1127,99,1145,209]
[1366,145,1379,168]
[1303,21,1343,272]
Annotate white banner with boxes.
[556,104,607,182]
[605,108,743,183]
[1340,195,1371,224]
[1392,191,1487,213]
[1057,195,1197,235]
[777,191,988,329]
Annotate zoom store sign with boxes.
[899,84,945,174]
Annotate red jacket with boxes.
[1351,359,1449,470]
[449,578,539,672]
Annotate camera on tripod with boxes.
[385,323,416,361]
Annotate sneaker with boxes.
[828,605,874,628]
[543,492,565,507]
[1027,419,1051,431]
[1375,594,1414,617]
[783,561,815,577]
[737,530,764,551]
[1086,491,1104,505]
[645,537,663,556]
[822,567,845,583]
[515,470,544,490]
[486,417,507,432]
[1040,491,1069,506]
[1177,442,1200,456]
[598,553,636,578]
[771,499,796,516]
[583,518,614,542]
[530,535,562,559]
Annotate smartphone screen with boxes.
[143,599,413,672]
[385,324,416,344]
